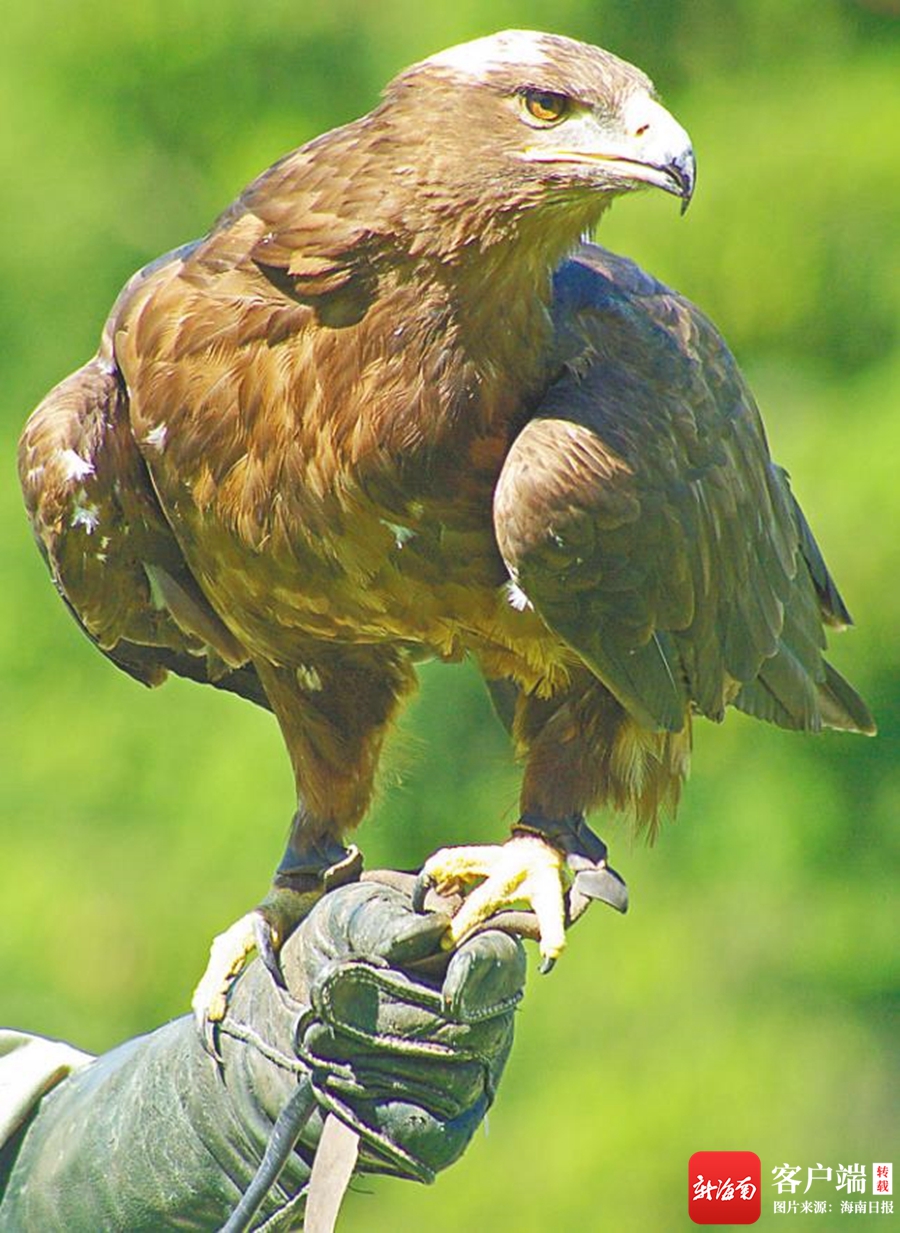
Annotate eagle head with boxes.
[368,30,695,261]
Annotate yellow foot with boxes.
[191,847,363,1038]
[191,911,261,1028]
[417,835,571,970]
[191,884,324,1034]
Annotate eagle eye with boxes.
[520,89,571,125]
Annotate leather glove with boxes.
[0,873,526,1231]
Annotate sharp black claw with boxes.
[202,1016,225,1066]
[539,955,557,975]
[254,915,288,989]
[411,869,436,914]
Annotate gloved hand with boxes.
[0,872,527,1232]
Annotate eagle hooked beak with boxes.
[605,93,696,213]
[523,92,696,214]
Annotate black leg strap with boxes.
[275,815,363,892]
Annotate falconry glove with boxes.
[0,874,525,1231]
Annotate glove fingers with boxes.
[443,930,526,1022]
[380,910,454,966]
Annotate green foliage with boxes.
[1,4,896,1229]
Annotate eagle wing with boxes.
[18,249,269,711]
[494,245,874,736]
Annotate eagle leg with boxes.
[414,814,627,972]
[191,822,362,1035]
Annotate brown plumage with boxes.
[19,31,874,987]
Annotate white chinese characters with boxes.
[692,1176,758,1202]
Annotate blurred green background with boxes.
[1,1,897,1229]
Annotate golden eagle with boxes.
[19,31,874,1014]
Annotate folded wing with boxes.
[494,245,874,737]
[18,250,268,711]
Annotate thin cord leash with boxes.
[219,1082,318,1233]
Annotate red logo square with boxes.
[689,1151,761,1224]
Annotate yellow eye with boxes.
[521,89,571,124]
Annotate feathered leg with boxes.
[193,649,417,1027]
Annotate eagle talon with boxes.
[411,869,436,914]
[191,838,364,1034]
[203,1015,226,1066]
[419,836,569,967]
[254,912,288,991]
[192,910,261,1033]
[515,813,629,919]
[191,885,326,1035]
